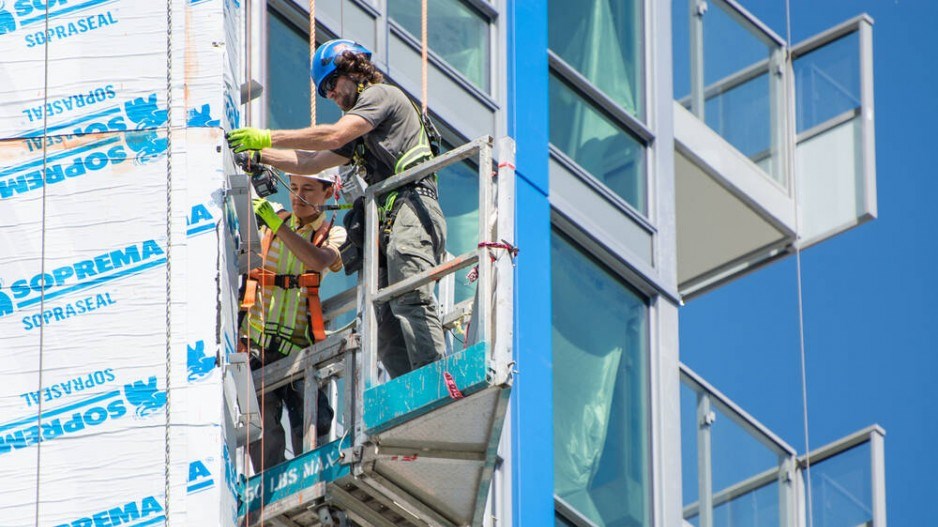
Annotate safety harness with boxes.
[350,86,442,253]
[241,214,333,351]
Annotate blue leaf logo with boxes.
[123,376,167,418]
[187,340,216,382]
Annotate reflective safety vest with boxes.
[240,215,332,354]
[350,89,438,215]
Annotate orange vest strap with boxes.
[241,278,258,309]
[242,216,329,343]
[304,274,326,342]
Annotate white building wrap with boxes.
[0,1,245,525]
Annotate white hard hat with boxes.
[291,167,339,185]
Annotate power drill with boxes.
[234,151,278,198]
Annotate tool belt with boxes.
[380,183,441,256]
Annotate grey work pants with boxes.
[248,380,334,473]
[378,194,447,379]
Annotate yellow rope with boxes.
[421,0,428,115]
[310,0,317,125]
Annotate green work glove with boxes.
[253,197,284,233]
[227,127,272,153]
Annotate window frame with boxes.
[549,223,654,527]
[546,0,655,222]
[548,65,652,219]
[385,0,499,102]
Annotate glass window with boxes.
[549,73,647,213]
[266,10,343,214]
[437,141,479,304]
[552,230,650,527]
[549,0,644,118]
[794,32,861,133]
[388,0,491,91]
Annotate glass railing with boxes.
[802,427,885,527]
[680,364,886,527]
[792,16,876,247]
[680,364,796,527]
[673,0,788,185]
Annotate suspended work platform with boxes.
[234,136,516,527]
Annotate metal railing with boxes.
[680,363,797,527]
[228,135,515,471]
[680,0,789,185]
[681,363,886,527]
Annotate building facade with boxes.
[253,0,882,525]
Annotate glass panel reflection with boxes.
[437,143,479,304]
[388,0,490,90]
[552,230,649,526]
[712,481,780,527]
[549,74,646,214]
[809,443,873,527]
[549,0,644,118]
[794,32,861,133]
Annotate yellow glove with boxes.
[253,198,284,233]
[227,127,272,153]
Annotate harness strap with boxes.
[240,214,330,348]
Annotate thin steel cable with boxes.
[420,0,428,114]
[164,0,175,520]
[784,0,815,523]
[34,4,52,523]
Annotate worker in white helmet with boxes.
[239,169,347,473]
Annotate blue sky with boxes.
[680,1,937,524]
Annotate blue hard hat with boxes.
[311,39,372,98]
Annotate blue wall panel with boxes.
[508,0,553,524]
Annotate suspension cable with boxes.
[783,0,815,523]
[421,0,428,114]
[164,0,175,518]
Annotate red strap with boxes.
[240,279,258,309]
[443,372,464,399]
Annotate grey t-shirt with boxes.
[332,84,435,190]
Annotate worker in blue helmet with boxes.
[227,39,446,379]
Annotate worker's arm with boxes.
[253,199,339,272]
[270,114,374,151]
[272,223,340,273]
[259,149,349,175]
[228,114,373,154]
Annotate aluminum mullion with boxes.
[859,19,878,219]
[696,392,714,527]
[547,51,654,144]
[870,429,887,526]
[769,46,789,188]
[689,0,705,119]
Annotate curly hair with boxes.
[334,50,384,86]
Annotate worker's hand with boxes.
[228,127,272,153]
[253,197,284,233]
